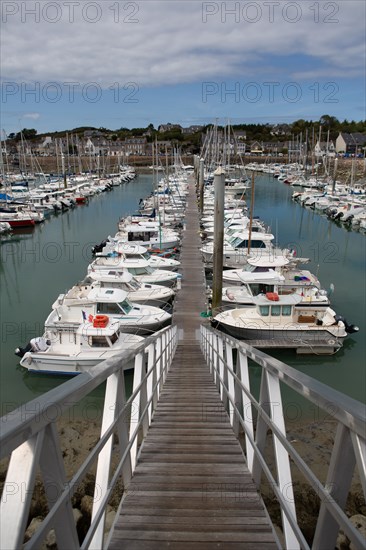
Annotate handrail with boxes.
[0,325,178,550]
[200,325,366,550]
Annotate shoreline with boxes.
[1,414,364,547]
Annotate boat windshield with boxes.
[89,336,109,347]
[128,280,141,290]
[119,299,133,314]
[129,266,153,275]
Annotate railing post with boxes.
[218,337,226,406]
[90,369,130,549]
[313,423,357,549]
[38,424,80,550]
[0,432,45,550]
[129,352,144,472]
[146,343,156,424]
[253,369,299,550]
[225,341,235,427]
[155,337,162,400]
[237,348,254,471]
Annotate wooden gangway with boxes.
[109,178,277,548]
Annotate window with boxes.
[109,333,118,345]
[271,305,281,316]
[259,306,269,316]
[90,336,109,347]
[97,302,121,314]
[119,300,133,314]
[282,305,292,316]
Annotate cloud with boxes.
[1,1,365,88]
[23,112,41,120]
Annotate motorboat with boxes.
[211,293,358,353]
[48,286,172,335]
[16,320,144,375]
[82,270,175,308]
[93,241,180,271]
[88,258,180,288]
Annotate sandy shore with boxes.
[1,413,364,547]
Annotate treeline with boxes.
[6,115,366,145]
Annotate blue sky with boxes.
[1,1,365,134]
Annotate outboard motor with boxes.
[91,239,107,255]
[15,342,32,358]
[335,315,359,334]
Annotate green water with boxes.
[0,173,365,419]
[0,175,154,415]
[251,174,366,406]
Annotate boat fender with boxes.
[93,315,109,328]
[226,289,235,301]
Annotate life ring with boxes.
[93,315,109,328]
[266,292,279,301]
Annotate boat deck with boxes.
[108,177,277,549]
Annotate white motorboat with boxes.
[16,320,144,375]
[88,258,179,288]
[48,287,172,335]
[201,230,275,264]
[116,219,180,250]
[221,268,330,308]
[94,241,180,271]
[83,270,175,308]
[212,293,358,353]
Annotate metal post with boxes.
[211,166,225,312]
[199,158,204,214]
[332,157,338,194]
[247,171,255,254]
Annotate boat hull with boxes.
[211,319,345,344]
[20,353,136,375]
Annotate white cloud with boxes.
[1,1,365,87]
[23,112,41,120]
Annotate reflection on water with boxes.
[0,176,154,414]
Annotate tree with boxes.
[15,128,37,141]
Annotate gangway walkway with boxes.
[108,179,278,547]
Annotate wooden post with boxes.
[199,158,204,214]
[211,166,225,313]
[247,171,255,254]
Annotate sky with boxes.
[1,0,365,134]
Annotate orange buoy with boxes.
[93,315,109,328]
[266,292,279,301]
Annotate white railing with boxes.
[0,325,177,550]
[200,325,366,550]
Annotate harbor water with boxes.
[0,173,365,419]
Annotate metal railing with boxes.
[200,325,366,550]
[0,325,177,550]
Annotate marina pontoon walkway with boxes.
[109,179,277,548]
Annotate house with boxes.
[270,124,291,137]
[314,140,336,158]
[181,125,204,135]
[84,138,98,155]
[336,132,366,155]
[124,137,147,155]
[250,141,263,154]
[158,123,182,134]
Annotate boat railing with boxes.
[0,325,177,550]
[200,325,366,550]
